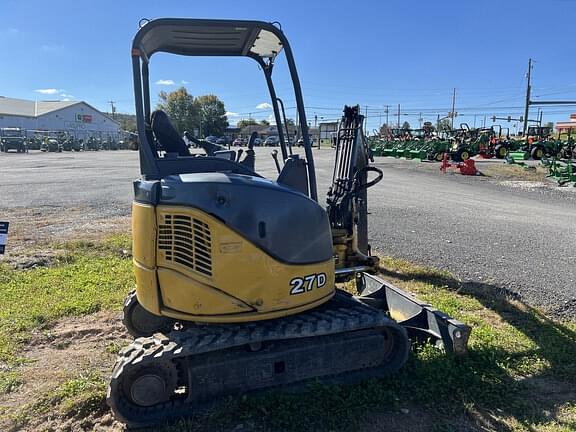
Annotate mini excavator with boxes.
[107,18,470,427]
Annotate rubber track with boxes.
[107,291,409,426]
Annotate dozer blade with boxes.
[356,273,471,355]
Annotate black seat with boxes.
[151,110,189,156]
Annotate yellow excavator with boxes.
[107,18,470,427]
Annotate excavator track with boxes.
[107,290,410,427]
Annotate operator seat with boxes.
[151,110,189,156]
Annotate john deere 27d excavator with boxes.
[107,18,470,427]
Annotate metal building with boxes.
[0,96,120,139]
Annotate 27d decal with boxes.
[289,273,327,295]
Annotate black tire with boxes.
[454,147,471,162]
[531,146,544,160]
[122,290,174,338]
[494,144,508,159]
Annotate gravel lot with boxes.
[1,148,574,317]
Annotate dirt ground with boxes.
[0,312,130,432]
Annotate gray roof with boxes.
[0,97,81,117]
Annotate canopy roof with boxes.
[132,18,285,61]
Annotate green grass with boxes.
[10,370,108,429]
[1,238,575,431]
[157,258,576,432]
[0,234,133,368]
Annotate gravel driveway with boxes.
[1,149,574,317]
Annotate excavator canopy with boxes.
[132,18,285,61]
[131,18,317,200]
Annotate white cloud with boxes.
[61,98,71,101]
[155,79,175,85]
[40,44,65,53]
[35,88,60,95]
[60,93,74,99]
[0,28,19,38]
[225,112,240,117]
[181,80,189,84]
[256,102,272,110]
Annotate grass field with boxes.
[0,235,574,431]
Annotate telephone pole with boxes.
[385,105,389,125]
[108,100,116,119]
[397,104,401,128]
[450,88,456,129]
[522,58,532,136]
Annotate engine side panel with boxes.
[132,202,336,323]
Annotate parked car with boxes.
[297,137,315,147]
[205,135,218,143]
[233,137,247,146]
[0,128,27,153]
[253,137,262,146]
[264,136,280,146]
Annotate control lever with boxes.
[271,149,281,174]
[236,148,244,162]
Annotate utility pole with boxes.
[108,100,116,119]
[450,88,456,129]
[523,58,532,136]
[385,105,389,125]
[418,112,423,128]
[364,105,368,131]
[397,104,401,128]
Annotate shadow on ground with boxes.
[379,266,576,431]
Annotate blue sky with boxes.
[1,0,576,132]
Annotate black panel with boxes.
[154,172,333,265]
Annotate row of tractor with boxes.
[0,128,138,154]
[369,125,575,163]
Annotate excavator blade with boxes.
[356,273,471,355]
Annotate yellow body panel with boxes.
[132,203,335,323]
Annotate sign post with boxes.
[0,222,9,255]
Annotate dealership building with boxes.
[0,96,120,139]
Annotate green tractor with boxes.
[0,128,28,153]
[26,135,42,150]
[84,136,101,151]
[59,133,82,151]
[40,135,63,152]
[447,124,476,162]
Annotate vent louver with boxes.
[158,213,213,277]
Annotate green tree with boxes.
[237,118,258,128]
[157,87,199,134]
[437,118,452,132]
[379,123,391,136]
[196,94,229,137]
[259,119,270,126]
[401,121,411,130]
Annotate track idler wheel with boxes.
[123,291,174,338]
[121,362,178,408]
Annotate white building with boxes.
[0,96,120,139]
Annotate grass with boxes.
[1,236,575,431]
[10,370,108,429]
[481,163,548,182]
[158,258,576,432]
[0,234,133,367]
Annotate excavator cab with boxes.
[127,19,336,333]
